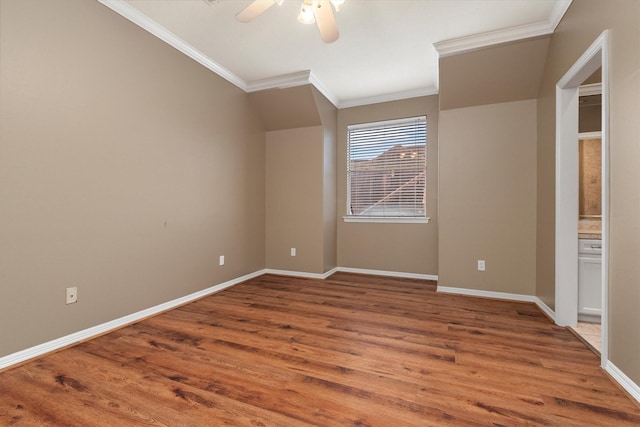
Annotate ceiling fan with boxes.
[236,0,345,43]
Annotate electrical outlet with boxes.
[478,260,486,271]
[290,248,296,257]
[66,287,78,304]
[219,255,225,266]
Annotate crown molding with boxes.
[220,67,436,109]
[434,0,572,58]
[244,70,340,107]
[308,72,340,107]
[98,0,247,90]
[98,0,569,110]
[245,70,313,92]
[338,87,438,109]
[548,0,573,30]
[244,71,437,109]
[434,21,551,58]
[97,1,345,106]
[96,0,436,110]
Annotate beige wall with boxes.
[439,37,549,110]
[0,0,265,357]
[6,0,639,391]
[249,85,322,131]
[439,99,537,295]
[337,96,439,275]
[259,86,336,275]
[536,0,640,383]
[265,127,326,274]
[312,89,338,273]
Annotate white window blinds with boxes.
[347,116,427,218]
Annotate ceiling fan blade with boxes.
[235,0,276,23]
[313,0,339,43]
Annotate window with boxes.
[346,116,427,222]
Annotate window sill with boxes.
[342,216,430,224]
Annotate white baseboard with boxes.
[437,286,557,322]
[264,268,338,280]
[532,297,556,322]
[0,269,265,371]
[437,285,537,302]
[605,360,640,404]
[436,285,640,405]
[266,267,437,281]
[0,266,431,370]
[336,267,438,281]
[3,267,637,406]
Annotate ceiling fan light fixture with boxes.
[330,0,344,12]
[298,3,316,25]
[237,0,339,43]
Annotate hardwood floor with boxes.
[1,273,639,426]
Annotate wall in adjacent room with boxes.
[0,0,266,357]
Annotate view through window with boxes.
[347,116,427,219]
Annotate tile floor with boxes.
[573,321,602,353]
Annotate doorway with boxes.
[575,128,602,352]
[555,31,609,366]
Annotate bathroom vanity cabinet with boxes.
[578,238,602,322]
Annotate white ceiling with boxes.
[99,0,572,108]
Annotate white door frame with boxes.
[555,30,609,367]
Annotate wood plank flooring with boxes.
[1,273,639,426]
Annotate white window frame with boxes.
[344,116,429,224]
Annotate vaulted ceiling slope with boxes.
[98,0,572,108]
